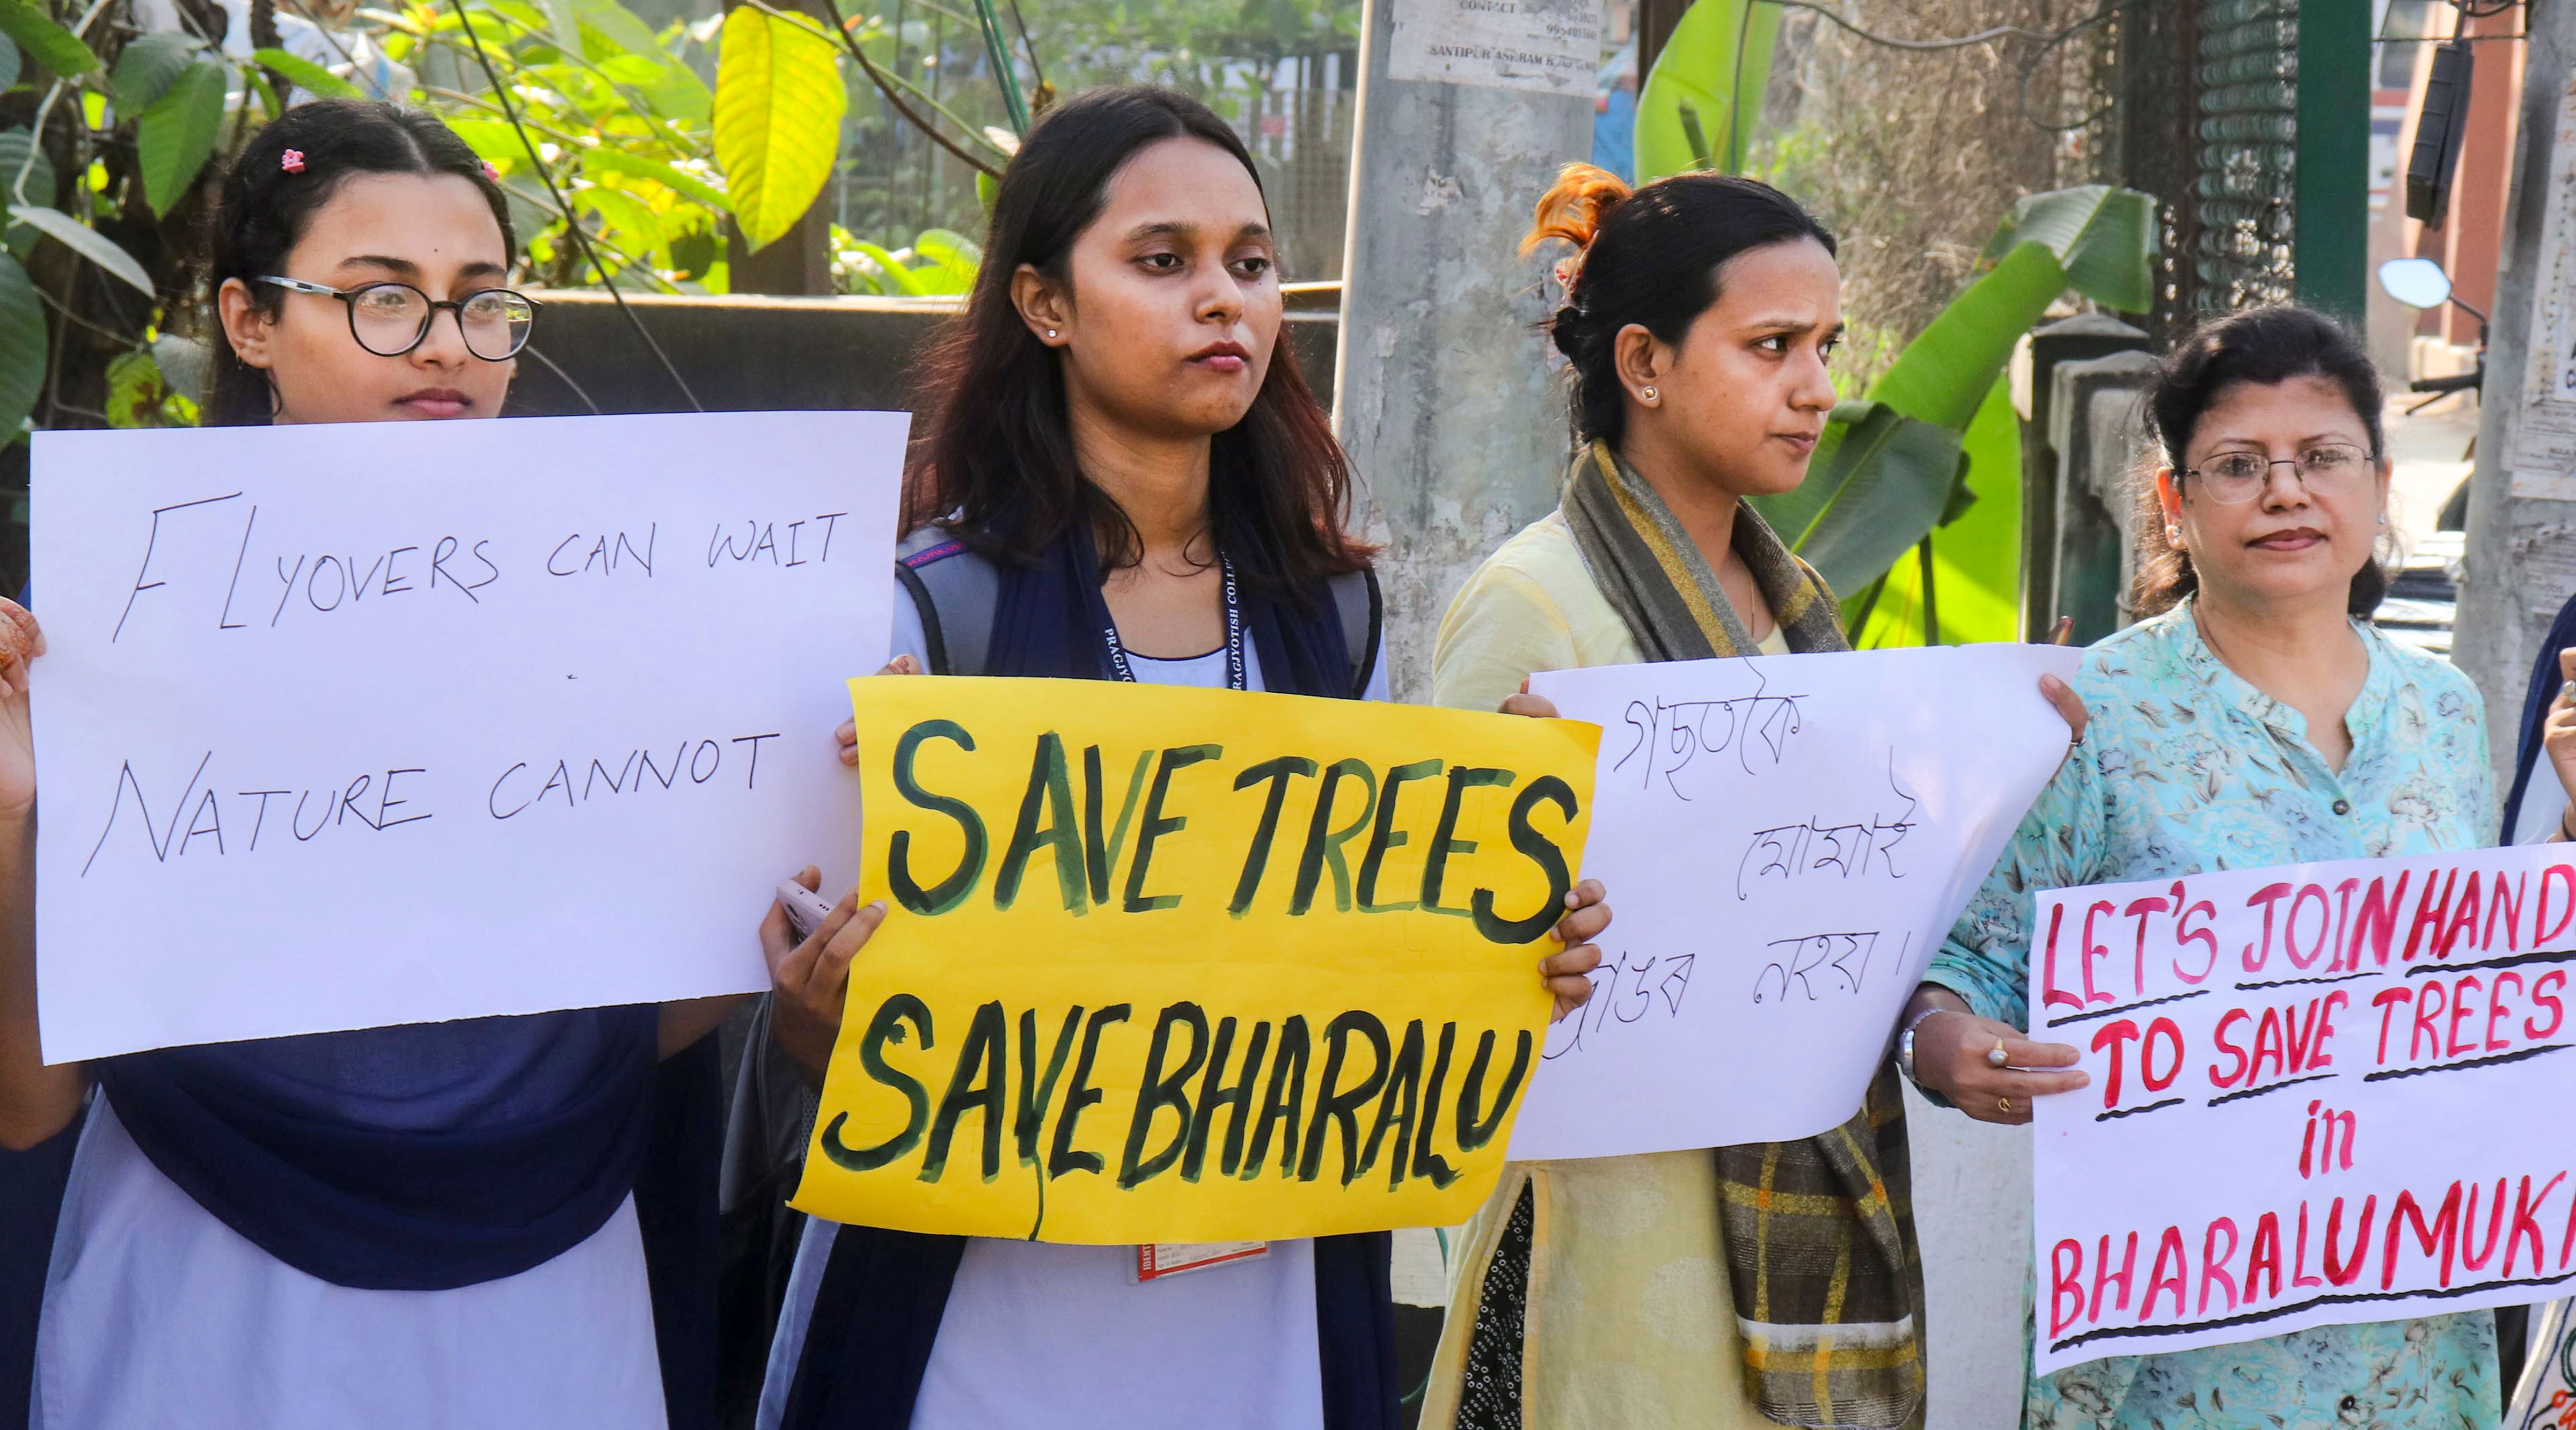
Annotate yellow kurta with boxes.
[1418,509,1773,1430]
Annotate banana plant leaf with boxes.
[1848,377,2020,647]
[1635,0,1777,181]
[1750,399,1963,597]
[1764,184,2156,610]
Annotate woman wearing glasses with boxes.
[1903,304,2524,1427]
[0,101,725,1429]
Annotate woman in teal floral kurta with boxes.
[1905,306,2529,1428]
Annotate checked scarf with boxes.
[1562,440,1926,1429]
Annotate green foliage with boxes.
[135,57,226,217]
[252,47,363,100]
[1636,0,1777,181]
[0,253,43,444]
[0,127,59,259]
[1753,185,2157,644]
[108,30,199,108]
[712,5,846,252]
[1754,400,1964,601]
[1850,378,2020,648]
[0,0,99,77]
[0,31,21,90]
[382,0,733,288]
[831,225,978,295]
[105,344,199,427]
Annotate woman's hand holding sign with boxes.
[0,597,46,818]
[762,866,888,1087]
[836,653,921,766]
[1899,985,2088,1125]
[1503,682,1609,1023]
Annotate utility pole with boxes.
[2457,2,2576,774]
[1332,0,1604,701]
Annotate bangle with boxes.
[1896,1006,1946,1084]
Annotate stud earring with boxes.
[1046,328,1059,340]
[2166,525,2182,542]
[1640,385,1659,402]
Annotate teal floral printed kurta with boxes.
[1929,599,2503,1429]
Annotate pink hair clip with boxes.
[480,159,501,181]
[280,149,306,174]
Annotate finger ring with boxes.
[1987,1039,2010,1068]
[1997,1096,2013,1115]
[2563,680,2576,705]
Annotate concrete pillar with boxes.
[2454,0,2576,780]
[1331,0,1600,703]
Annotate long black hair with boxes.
[205,100,515,426]
[903,85,1366,592]
[1528,163,1836,449]
[2133,304,2389,618]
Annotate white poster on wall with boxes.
[1507,644,2079,1160]
[31,410,904,1061]
[2028,845,2576,1375]
[1386,0,1604,96]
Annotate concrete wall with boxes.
[506,291,1342,419]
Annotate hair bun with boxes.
[1521,162,1631,260]
[1549,305,1588,361]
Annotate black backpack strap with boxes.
[894,527,1000,677]
[1326,566,1383,699]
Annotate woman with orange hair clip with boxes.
[1418,165,2085,1429]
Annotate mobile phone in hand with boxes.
[775,880,837,943]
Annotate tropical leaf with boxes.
[1980,184,2157,314]
[0,252,42,445]
[0,0,98,78]
[1748,399,1964,597]
[135,58,227,217]
[582,145,728,212]
[112,31,201,109]
[252,47,361,100]
[1850,378,2022,647]
[712,5,845,252]
[574,182,664,260]
[913,226,978,289]
[1635,0,1778,182]
[0,126,56,259]
[844,238,924,296]
[9,206,152,295]
[0,31,20,90]
[1869,241,2068,431]
[444,115,548,171]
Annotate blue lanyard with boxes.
[1099,556,1246,691]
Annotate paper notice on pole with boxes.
[31,411,904,1061]
[2028,845,2576,1376]
[1386,0,1604,96]
[1505,644,2080,1160]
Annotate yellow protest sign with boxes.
[791,676,1599,1244]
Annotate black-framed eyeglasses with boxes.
[2179,443,2377,505]
[257,276,540,361]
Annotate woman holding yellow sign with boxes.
[750,87,1611,1430]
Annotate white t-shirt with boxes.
[757,596,1387,1430]
[34,1097,664,1430]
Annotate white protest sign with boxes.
[31,411,903,1061]
[2028,845,2576,1375]
[1508,644,2079,1159]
